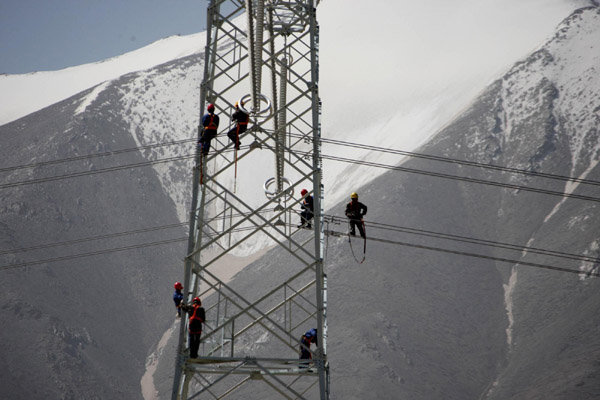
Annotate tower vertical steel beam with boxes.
[173,0,327,399]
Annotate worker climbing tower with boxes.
[172,0,328,399]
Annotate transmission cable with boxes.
[0,208,278,256]
[314,152,600,203]
[283,131,600,187]
[4,147,599,206]
[323,228,600,278]
[2,224,597,278]
[4,133,600,192]
[0,138,194,173]
[320,214,599,264]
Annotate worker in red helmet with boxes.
[345,192,367,237]
[173,282,184,318]
[198,103,220,155]
[226,101,249,150]
[298,189,314,229]
[181,297,205,358]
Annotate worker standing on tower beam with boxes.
[198,103,220,155]
[226,101,249,150]
[298,189,314,229]
[299,328,318,368]
[180,297,205,359]
[345,192,367,238]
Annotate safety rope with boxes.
[348,219,366,264]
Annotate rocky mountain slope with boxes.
[153,6,600,399]
[0,80,187,399]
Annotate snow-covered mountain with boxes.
[167,6,600,399]
[1,1,599,399]
[1,0,589,211]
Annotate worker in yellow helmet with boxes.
[345,192,367,238]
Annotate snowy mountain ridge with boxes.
[1,1,590,217]
[0,32,205,126]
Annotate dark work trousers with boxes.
[199,131,216,155]
[189,332,202,358]
[300,211,313,227]
[349,219,365,238]
[227,125,247,149]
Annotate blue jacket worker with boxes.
[173,282,184,318]
[198,103,220,155]
[299,328,318,367]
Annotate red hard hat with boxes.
[301,189,308,196]
[174,282,183,290]
[207,103,215,112]
[193,297,201,305]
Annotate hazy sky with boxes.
[0,0,207,74]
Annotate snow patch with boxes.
[141,323,177,400]
[503,266,518,347]
[74,81,111,115]
[543,159,599,223]
[578,239,600,280]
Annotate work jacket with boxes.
[345,201,367,220]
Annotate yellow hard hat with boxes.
[235,101,239,107]
[350,192,358,199]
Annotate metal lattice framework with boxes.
[172,0,328,399]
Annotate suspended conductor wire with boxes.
[0,138,195,173]
[282,131,600,188]
[323,228,600,278]
[321,214,600,264]
[0,221,188,256]
[2,223,597,278]
[3,147,600,208]
[316,153,600,203]
[2,133,599,207]
[0,224,268,271]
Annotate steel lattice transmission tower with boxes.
[172,0,328,399]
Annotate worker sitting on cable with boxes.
[298,189,314,229]
[299,328,318,368]
[180,297,205,359]
[226,101,249,150]
[198,103,220,155]
[345,192,367,238]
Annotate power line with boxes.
[2,213,597,274]
[0,224,264,271]
[0,208,279,256]
[324,228,600,278]
[3,147,599,206]
[285,131,600,188]
[0,237,188,271]
[4,133,599,194]
[0,138,194,173]
[3,223,596,279]
[315,153,600,203]
[0,154,196,189]
[0,222,188,256]
[322,214,600,264]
